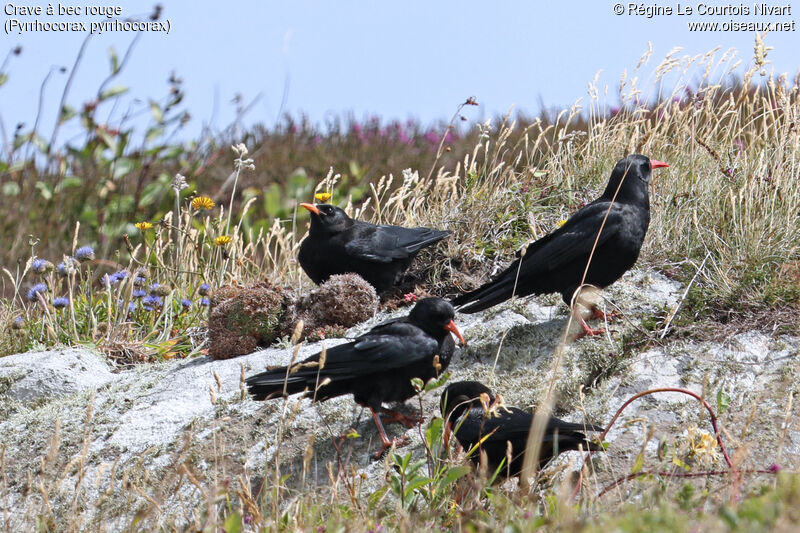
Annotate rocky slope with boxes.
[1,269,797,530]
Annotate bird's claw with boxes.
[372,435,409,459]
[381,409,424,428]
[591,308,621,321]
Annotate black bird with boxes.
[440,381,604,477]
[452,154,669,335]
[298,203,451,292]
[246,298,464,457]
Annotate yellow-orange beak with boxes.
[300,202,321,215]
[444,320,465,345]
[650,159,669,169]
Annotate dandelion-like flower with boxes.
[314,192,332,202]
[686,426,719,466]
[26,283,48,302]
[198,283,210,296]
[135,221,153,231]
[75,246,95,262]
[171,173,189,193]
[31,258,54,275]
[53,297,69,309]
[556,219,568,228]
[214,235,232,246]
[192,196,215,210]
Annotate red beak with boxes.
[444,320,465,345]
[300,202,321,215]
[650,159,669,169]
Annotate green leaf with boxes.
[368,484,389,509]
[672,457,691,471]
[631,451,644,474]
[2,182,20,196]
[149,100,164,123]
[100,85,128,100]
[54,176,82,192]
[96,129,118,153]
[425,417,443,449]
[112,158,136,179]
[59,104,76,124]
[404,476,433,495]
[440,465,469,486]
[425,372,450,392]
[223,512,242,533]
[716,389,731,414]
[410,377,424,392]
[108,46,119,74]
[35,181,53,200]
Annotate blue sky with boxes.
[1,0,799,143]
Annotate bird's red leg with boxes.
[370,408,408,458]
[380,408,424,428]
[591,307,621,321]
[572,308,606,337]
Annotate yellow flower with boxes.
[214,235,232,246]
[556,219,568,228]
[314,192,332,202]
[135,221,153,231]
[192,196,215,210]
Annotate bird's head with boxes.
[602,154,669,201]
[440,380,495,448]
[408,297,465,345]
[300,203,352,234]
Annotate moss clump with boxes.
[207,275,378,358]
[208,282,290,360]
[300,273,378,329]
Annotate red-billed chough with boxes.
[441,381,603,477]
[452,154,669,335]
[298,203,451,292]
[246,297,464,457]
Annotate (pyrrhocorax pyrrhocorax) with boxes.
[247,298,464,457]
[298,203,450,292]
[452,155,669,335]
[441,381,604,477]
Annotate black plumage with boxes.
[452,154,669,334]
[440,381,604,477]
[298,203,451,292]
[246,297,464,456]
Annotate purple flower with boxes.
[32,258,54,274]
[181,298,192,308]
[769,463,782,473]
[26,283,47,302]
[141,295,162,311]
[134,276,147,287]
[75,246,95,262]
[200,297,210,307]
[198,283,210,296]
[424,130,440,146]
[57,258,77,277]
[12,316,24,329]
[53,297,69,309]
[132,289,147,299]
[109,270,129,284]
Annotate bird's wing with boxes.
[294,322,437,378]
[344,225,450,263]
[516,201,623,274]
